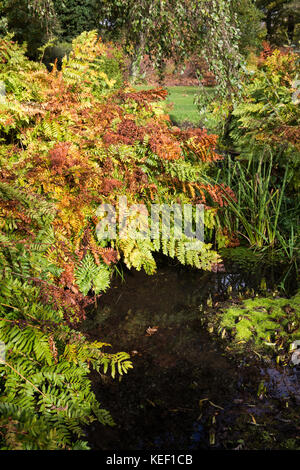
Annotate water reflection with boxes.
[85,261,299,450]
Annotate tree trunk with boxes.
[266,11,273,41]
[287,14,295,42]
[129,34,145,83]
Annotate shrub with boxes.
[207,47,300,255]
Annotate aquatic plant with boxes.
[217,290,300,358]
[215,155,299,258]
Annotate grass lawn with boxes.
[135,85,201,126]
[166,86,200,125]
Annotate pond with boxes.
[84,257,300,450]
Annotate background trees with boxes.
[0,1,299,69]
[53,0,98,41]
[256,0,300,44]
[0,0,58,58]
[0,0,267,76]
[96,0,207,80]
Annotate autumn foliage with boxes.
[0,31,234,296]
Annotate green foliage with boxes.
[229,50,300,172]
[0,183,132,449]
[220,246,273,270]
[206,48,299,259]
[255,0,300,45]
[61,30,123,93]
[1,0,246,83]
[75,254,111,296]
[218,290,300,353]
[98,47,125,90]
[53,0,98,42]
[98,0,204,76]
[215,155,299,257]
[1,0,59,59]
[234,0,265,54]
[100,0,243,88]
[118,236,220,274]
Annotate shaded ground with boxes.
[84,260,300,450]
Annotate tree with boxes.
[0,0,263,89]
[0,0,59,58]
[96,0,204,80]
[97,0,244,91]
[256,0,300,44]
[233,0,265,54]
[53,0,98,41]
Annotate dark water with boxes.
[85,260,300,450]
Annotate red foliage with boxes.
[102,115,182,161]
[33,278,93,326]
[117,118,146,143]
[221,228,240,248]
[117,87,168,107]
[102,118,146,146]
[100,248,119,265]
[59,262,76,289]
[49,142,72,175]
[149,130,182,161]
[101,178,123,195]
[173,128,221,162]
[258,41,274,65]
[102,131,132,146]
[273,125,300,150]
[193,183,236,207]
[0,198,36,236]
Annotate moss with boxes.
[219,290,300,352]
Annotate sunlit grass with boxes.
[166,86,200,125]
[135,85,201,125]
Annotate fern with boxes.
[0,181,131,450]
[75,253,111,295]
